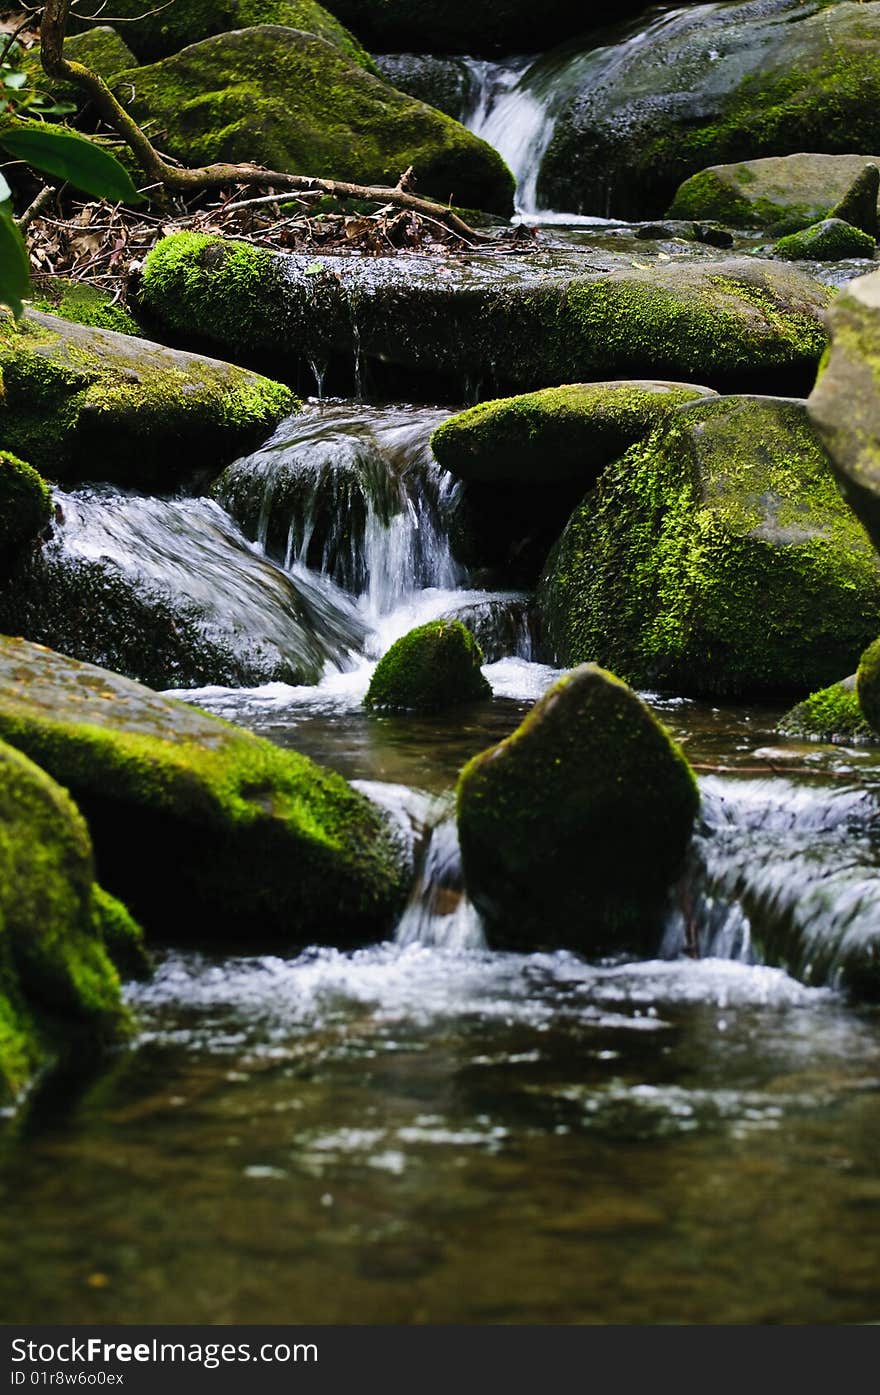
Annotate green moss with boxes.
[0,307,294,484]
[540,396,880,701]
[115,26,515,214]
[0,637,407,942]
[857,636,880,736]
[366,620,491,712]
[0,738,132,1106]
[456,663,699,953]
[73,0,375,69]
[779,677,873,743]
[431,381,714,485]
[140,233,284,351]
[91,885,152,980]
[30,280,141,336]
[0,452,51,567]
[775,219,876,263]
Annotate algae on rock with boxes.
[0,637,408,943]
[669,155,880,235]
[540,396,880,701]
[0,452,51,574]
[457,664,699,954]
[0,738,134,1105]
[779,675,874,743]
[774,219,876,263]
[0,309,294,486]
[365,620,491,712]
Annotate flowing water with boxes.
[3,396,880,1323]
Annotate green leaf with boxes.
[0,172,10,203]
[0,202,30,318]
[0,121,143,204]
[3,72,28,91]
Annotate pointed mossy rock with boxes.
[779,675,874,743]
[774,218,876,263]
[0,452,51,574]
[0,637,407,943]
[540,396,880,702]
[0,309,294,487]
[0,737,135,1106]
[139,234,832,394]
[71,1,375,67]
[857,636,880,737]
[114,26,514,216]
[669,154,880,236]
[365,620,491,713]
[541,1,880,219]
[430,380,717,486]
[456,664,699,954]
[831,164,880,238]
[808,269,880,556]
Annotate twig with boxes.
[15,181,56,230]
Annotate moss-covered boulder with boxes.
[0,637,407,942]
[115,27,514,215]
[778,675,874,743]
[540,1,880,219]
[431,381,717,486]
[0,308,294,486]
[668,155,880,236]
[0,737,134,1105]
[808,269,880,555]
[72,1,374,66]
[774,218,876,262]
[457,664,699,953]
[540,396,880,701]
[140,234,832,395]
[20,26,138,104]
[29,279,141,336]
[374,54,478,121]
[365,620,491,712]
[0,452,51,573]
[857,636,880,736]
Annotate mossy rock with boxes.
[0,737,134,1106]
[431,380,717,486]
[0,637,407,943]
[71,1,375,67]
[778,674,874,743]
[857,636,880,736]
[114,26,515,216]
[540,395,880,702]
[0,452,51,572]
[0,308,294,486]
[29,279,141,337]
[374,54,479,121]
[541,1,880,219]
[669,155,880,236]
[808,268,880,555]
[140,234,832,394]
[774,218,876,263]
[365,620,491,712]
[457,664,699,954]
[19,27,138,107]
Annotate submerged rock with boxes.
[0,452,51,575]
[0,309,294,487]
[669,154,880,235]
[140,234,832,394]
[0,637,408,943]
[115,27,514,215]
[431,381,716,485]
[365,620,491,712]
[72,0,374,66]
[541,2,880,219]
[808,268,880,554]
[778,675,874,743]
[0,737,134,1105]
[774,219,876,263]
[540,396,880,701]
[457,664,699,953]
[0,490,366,690]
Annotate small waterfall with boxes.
[215,404,466,621]
[14,489,367,689]
[460,6,724,217]
[395,806,486,951]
